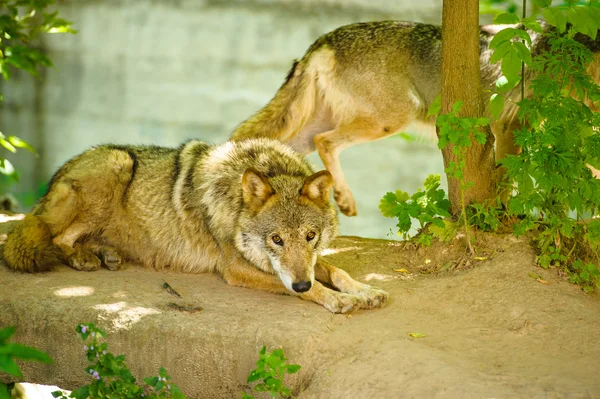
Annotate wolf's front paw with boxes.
[333,189,357,217]
[356,286,389,309]
[321,291,362,314]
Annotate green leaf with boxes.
[501,48,522,84]
[144,377,159,386]
[522,17,544,32]
[489,28,517,49]
[379,192,399,218]
[286,364,301,374]
[0,139,16,153]
[494,12,520,24]
[427,95,441,117]
[423,174,441,190]
[0,383,10,399]
[451,100,463,114]
[71,386,89,399]
[0,355,22,377]
[533,0,552,7]
[395,190,410,202]
[490,93,505,119]
[246,370,262,383]
[512,41,532,65]
[0,327,16,343]
[543,8,567,32]
[430,217,445,229]
[490,41,512,64]
[1,344,51,363]
[574,5,598,40]
[513,29,532,46]
[7,136,36,154]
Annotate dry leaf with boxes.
[408,332,426,338]
[424,259,432,265]
[536,278,551,285]
[474,256,488,261]
[394,268,409,273]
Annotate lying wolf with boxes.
[230,21,600,216]
[3,138,388,313]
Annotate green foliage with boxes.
[379,174,451,243]
[488,1,600,118]
[0,326,52,399]
[480,0,518,15]
[489,2,600,291]
[436,101,489,187]
[0,133,37,183]
[242,346,301,399]
[0,0,75,80]
[0,0,75,182]
[569,259,600,292]
[436,101,490,251]
[51,323,186,399]
[467,201,503,232]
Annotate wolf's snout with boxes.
[292,281,312,293]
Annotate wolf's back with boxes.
[3,214,64,272]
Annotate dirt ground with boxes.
[1,214,600,398]
[305,232,600,398]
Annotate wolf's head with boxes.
[235,168,338,293]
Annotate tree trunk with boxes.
[439,0,498,215]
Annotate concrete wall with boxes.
[0,0,447,238]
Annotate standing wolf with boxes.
[3,138,388,313]
[230,21,600,216]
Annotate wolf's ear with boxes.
[242,168,274,212]
[301,170,333,205]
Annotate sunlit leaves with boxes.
[52,323,186,399]
[244,346,300,399]
[0,1,75,179]
[380,174,451,241]
[494,12,520,24]
[0,325,52,399]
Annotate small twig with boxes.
[162,282,182,298]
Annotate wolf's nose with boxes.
[292,281,312,293]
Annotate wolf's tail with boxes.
[3,214,64,272]
[230,57,318,144]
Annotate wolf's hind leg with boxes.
[313,117,409,216]
[53,224,101,272]
[315,257,388,309]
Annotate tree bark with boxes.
[439,0,498,215]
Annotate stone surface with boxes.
[1,217,600,398]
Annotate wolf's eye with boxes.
[306,231,316,241]
[272,235,283,246]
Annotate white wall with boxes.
[1,0,447,238]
